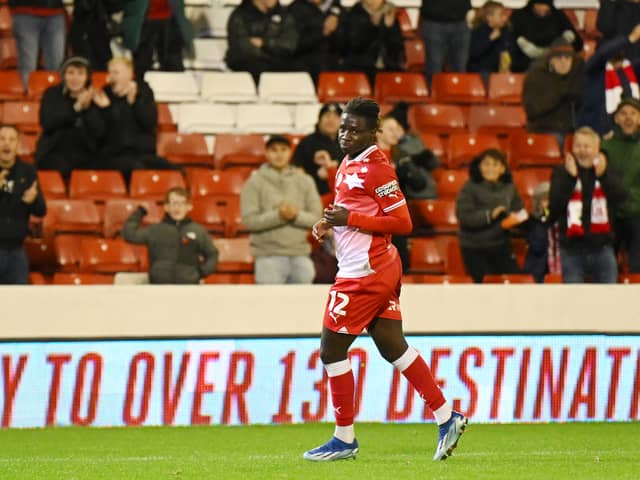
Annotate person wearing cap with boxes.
[509,0,582,73]
[578,24,640,136]
[602,96,640,272]
[523,37,585,145]
[9,0,66,87]
[293,103,343,199]
[35,56,108,180]
[240,135,323,284]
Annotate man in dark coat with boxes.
[0,125,46,284]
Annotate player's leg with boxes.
[369,318,467,461]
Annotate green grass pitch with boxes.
[0,422,638,479]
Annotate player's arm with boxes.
[324,203,412,235]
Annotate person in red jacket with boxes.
[304,97,467,462]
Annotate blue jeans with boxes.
[12,14,66,86]
[422,19,471,82]
[560,244,618,284]
[0,247,29,284]
[255,256,315,284]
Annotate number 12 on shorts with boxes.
[327,290,350,322]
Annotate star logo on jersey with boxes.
[343,172,364,190]
[360,166,368,173]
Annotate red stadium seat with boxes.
[17,133,37,163]
[374,72,429,104]
[54,234,84,272]
[102,199,164,237]
[1,101,40,133]
[317,72,372,103]
[409,104,467,136]
[409,198,458,234]
[79,237,142,273]
[431,73,487,104]
[92,71,108,89]
[0,70,24,100]
[510,132,562,168]
[417,274,473,284]
[544,273,563,284]
[436,169,469,198]
[513,168,553,198]
[0,5,13,37]
[483,274,536,284]
[619,274,640,284]
[468,105,526,136]
[188,168,250,198]
[156,132,212,167]
[447,133,503,168]
[27,71,59,99]
[396,7,416,38]
[203,273,255,284]
[215,237,254,272]
[37,170,66,199]
[213,134,266,170]
[0,37,18,69]
[157,102,177,132]
[409,237,446,274]
[29,272,48,284]
[404,38,425,72]
[129,170,186,201]
[190,197,227,236]
[444,236,466,275]
[53,273,115,285]
[69,170,127,201]
[487,73,524,104]
[582,39,596,61]
[24,237,57,273]
[419,133,445,161]
[43,200,102,236]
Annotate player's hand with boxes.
[22,180,38,204]
[324,204,349,226]
[565,152,578,177]
[594,152,607,177]
[312,218,332,243]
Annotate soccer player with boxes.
[303,98,467,462]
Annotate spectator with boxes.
[509,0,582,73]
[455,149,527,283]
[240,135,323,284]
[467,1,511,84]
[35,56,107,180]
[225,0,298,84]
[69,0,125,71]
[549,127,626,283]
[341,0,404,85]
[9,0,66,87]
[121,0,194,78]
[523,181,561,283]
[523,37,584,146]
[578,24,640,136]
[0,125,46,284]
[289,0,344,83]
[292,102,343,198]
[420,0,471,83]
[122,187,218,284]
[598,0,640,61]
[97,57,176,181]
[601,97,640,272]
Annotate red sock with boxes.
[326,360,355,426]
[400,354,446,411]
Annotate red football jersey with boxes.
[333,145,407,278]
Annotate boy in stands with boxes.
[304,98,467,462]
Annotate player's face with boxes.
[479,154,505,183]
[614,105,640,136]
[339,113,376,156]
[164,193,192,222]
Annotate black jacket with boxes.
[549,164,626,249]
[123,209,218,284]
[0,158,46,249]
[292,128,342,195]
[9,0,64,7]
[597,0,640,60]
[35,84,106,173]
[101,81,158,158]
[420,0,470,22]
[468,24,510,74]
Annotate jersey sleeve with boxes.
[365,161,407,213]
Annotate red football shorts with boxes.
[323,258,402,335]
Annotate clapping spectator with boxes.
[509,0,582,73]
[35,57,107,180]
[601,97,640,272]
[341,0,404,84]
[468,1,511,83]
[10,0,66,87]
[97,57,177,181]
[578,24,640,136]
[523,38,584,146]
[241,135,323,284]
[289,0,344,83]
[549,127,626,283]
[123,187,218,284]
[455,149,527,283]
[0,125,46,284]
[226,0,298,84]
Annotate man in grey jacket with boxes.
[123,187,218,284]
[241,135,323,284]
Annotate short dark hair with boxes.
[165,187,191,203]
[345,97,380,131]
